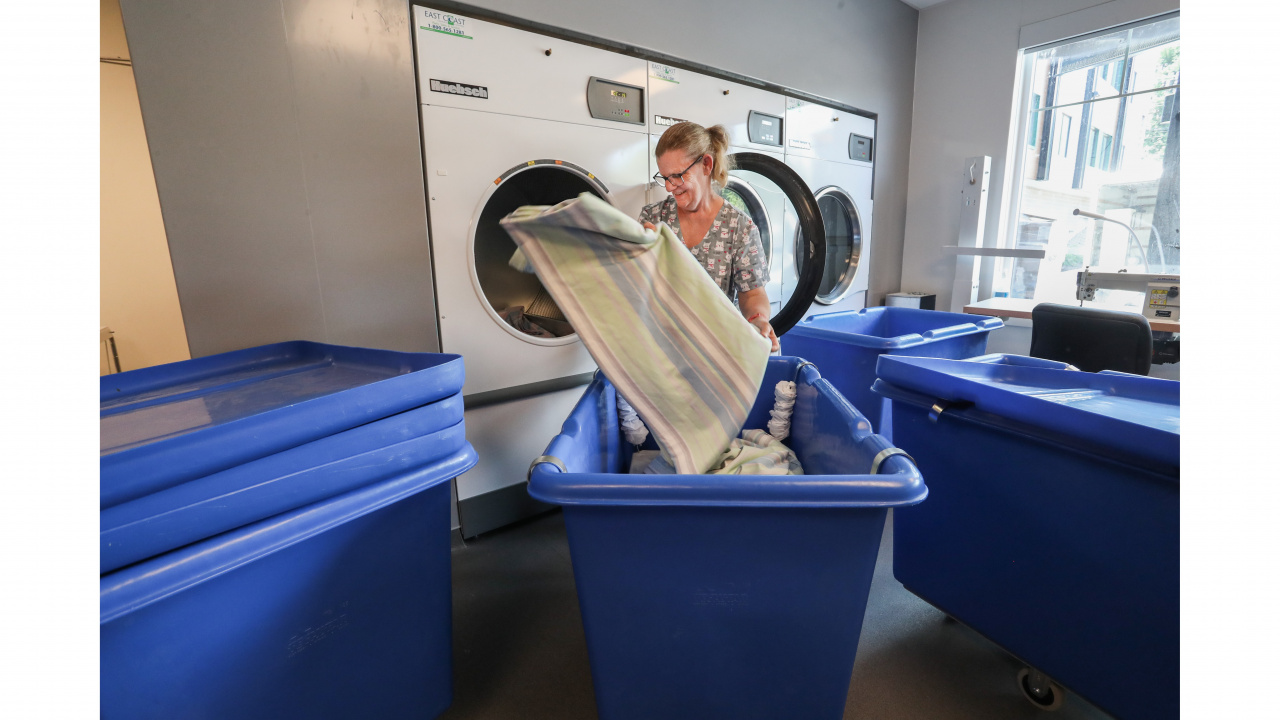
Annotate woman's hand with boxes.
[750,315,780,352]
[738,288,779,352]
[642,221,656,232]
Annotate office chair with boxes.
[1029,303,1153,375]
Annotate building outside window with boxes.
[995,13,1179,309]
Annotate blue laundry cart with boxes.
[780,307,1002,433]
[872,353,1179,720]
[101,340,464,507]
[101,449,477,720]
[527,357,928,720]
[100,341,476,720]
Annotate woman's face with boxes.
[657,150,712,212]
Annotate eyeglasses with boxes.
[653,156,705,187]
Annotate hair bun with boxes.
[655,122,734,188]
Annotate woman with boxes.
[639,122,779,352]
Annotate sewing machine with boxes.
[1075,268,1180,364]
[1075,268,1180,322]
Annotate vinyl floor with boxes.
[439,509,1116,720]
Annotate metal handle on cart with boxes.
[792,361,818,383]
[528,455,567,482]
[870,447,916,475]
[929,401,949,423]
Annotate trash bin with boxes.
[872,353,1179,720]
[527,357,928,720]
[780,307,1002,433]
[101,341,476,720]
[101,449,477,720]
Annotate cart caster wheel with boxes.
[1017,667,1064,711]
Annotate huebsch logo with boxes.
[429,79,488,99]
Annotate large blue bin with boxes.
[780,307,1002,433]
[872,353,1179,720]
[101,446,478,720]
[100,394,467,573]
[101,341,475,719]
[101,341,464,508]
[528,357,927,720]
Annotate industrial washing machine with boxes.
[645,63,827,335]
[414,5,650,535]
[782,99,876,318]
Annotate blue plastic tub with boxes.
[872,353,1179,720]
[780,307,1002,433]
[101,445,478,720]
[101,341,465,508]
[100,394,466,573]
[528,357,927,720]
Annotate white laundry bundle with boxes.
[615,393,650,447]
[766,381,796,440]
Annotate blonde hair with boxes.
[655,122,732,188]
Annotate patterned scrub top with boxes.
[638,195,769,305]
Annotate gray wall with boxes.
[120,0,440,356]
[460,0,920,307]
[900,0,1179,310]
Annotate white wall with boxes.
[901,0,1179,310]
[101,0,191,371]
[434,0,920,306]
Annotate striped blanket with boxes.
[501,193,770,475]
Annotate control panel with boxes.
[747,111,783,146]
[849,134,873,162]
[1144,282,1180,321]
[586,77,645,125]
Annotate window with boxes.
[1028,94,1042,146]
[994,13,1180,308]
[1100,59,1124,91]
[1087,130,1114,171]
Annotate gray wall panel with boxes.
[120,0,327,357]
[282,0,438,353]
[120,0,439,357]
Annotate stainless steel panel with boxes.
[120,0,323,357]
[282,0,438,353]
[120,0,438,356]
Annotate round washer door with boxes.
[471,160,610,344]
[727,152,825,336]
[810,186,864,305]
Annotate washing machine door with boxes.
[471,159,615,344]
[809,186,864,305]
[726,152,826,336]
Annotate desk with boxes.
[963,298,1181,333]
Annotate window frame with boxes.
[992,11,1180,301]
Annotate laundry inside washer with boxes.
[475,166,609,338]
